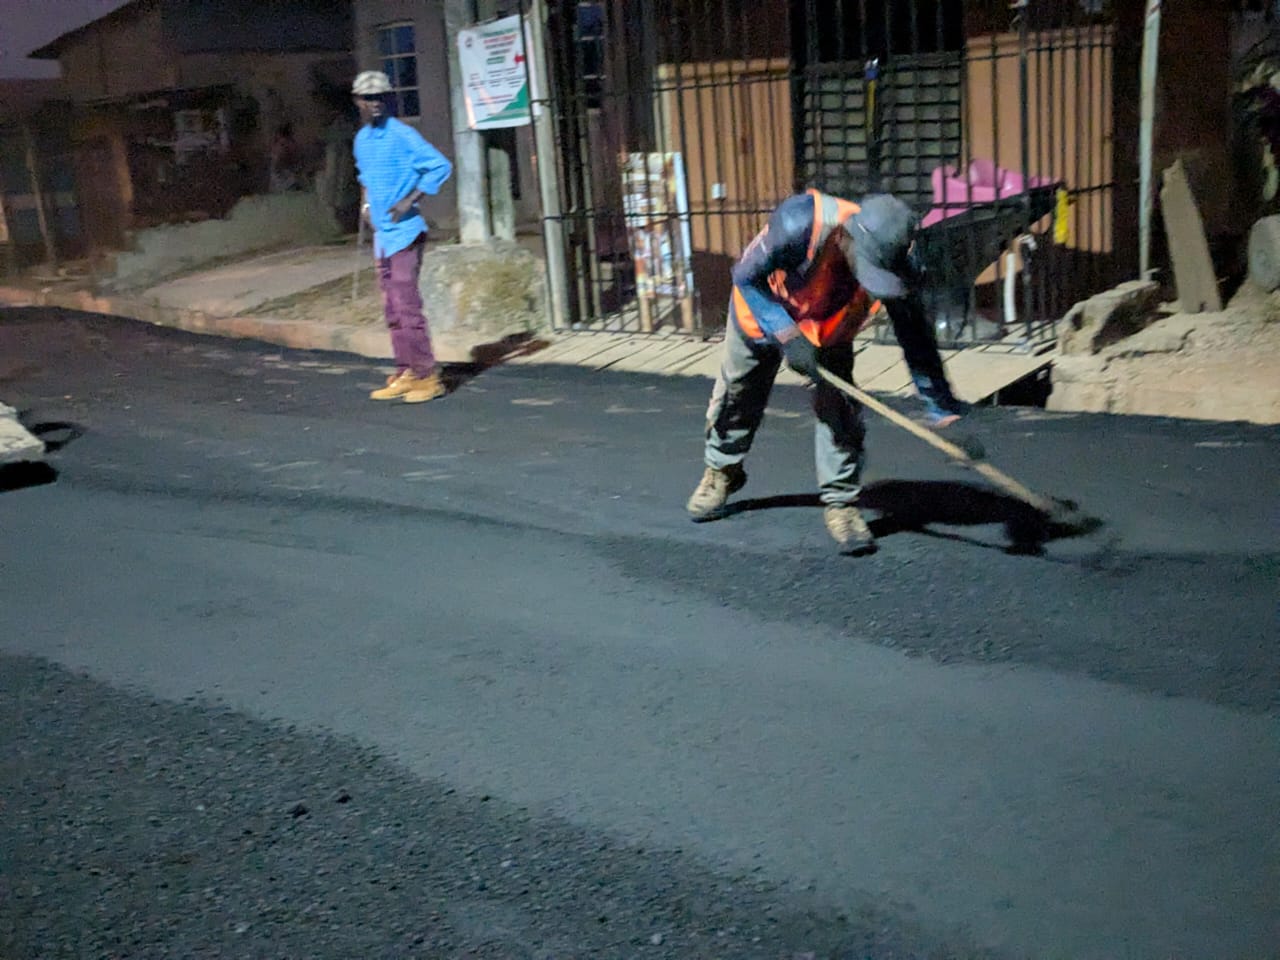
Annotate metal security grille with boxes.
[530,0,1123,348]
[801,54,964,210]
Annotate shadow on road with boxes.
[28,421,84,453]
[436,332,555,394]
[723,479,1101,556]
[0,419,82,494]
[0,461,58,493]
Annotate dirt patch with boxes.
[247,267,384,327]
[1050,281,1280,422]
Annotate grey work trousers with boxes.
[703,318,865,505]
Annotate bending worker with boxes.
[686,190,969,555]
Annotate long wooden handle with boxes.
[816,367,1060,516]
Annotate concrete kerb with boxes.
[0,283,449,366]
[0,281,689,379]
[0,278,1072,399]
[0,279,1026,397]
[0,238,552,372]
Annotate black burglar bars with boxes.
[536,0,795,335]
[535,0,1119,346]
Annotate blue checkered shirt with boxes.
[354,117,453,258]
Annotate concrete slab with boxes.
[0,402,43,464]
[146,245,360,317]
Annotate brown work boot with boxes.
[686,464,747,521]
[824,504,876,555]
[402,372,446,404]
[370,370,414,400]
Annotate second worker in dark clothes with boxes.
[686,190,969,555]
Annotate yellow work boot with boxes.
[370,370,414,400]
[402,372,446,404]
[824,504,876,556]
[686,464,746,522]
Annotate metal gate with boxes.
[534,0,1121,348]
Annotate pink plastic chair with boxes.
[920,160,1054,228]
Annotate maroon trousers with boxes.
[376,234,436,377]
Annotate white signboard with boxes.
[458,15,539,130]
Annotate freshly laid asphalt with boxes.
[1,307,1276,960]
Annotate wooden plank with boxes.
[527,334,625,366]
[609,338,699,373]
[944,350,1052,402]
[1160,158,1222,313]
[861,357,914,395]
[505,337,573,365]
[587,337,659,370]
[506,330,1051,403]
[659,343,721,375]
[851,343,908,384]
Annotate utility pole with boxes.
[444,0,492,242]
[0,168,15,277]
[1138,0,1162,279]
[22,125,58,268]
[524,0,568,330]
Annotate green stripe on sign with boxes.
[484,83,530,122]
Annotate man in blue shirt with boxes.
[352,71,454,403]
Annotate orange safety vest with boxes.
[733,189,882,346]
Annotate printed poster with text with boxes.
[622,152,696,303]
[458,15,540,130]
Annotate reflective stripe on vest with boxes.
[733,283,881,345]
[732,285,765,340]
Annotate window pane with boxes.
[576,3,604,40]
[381,59,396,83]
[400,90,420,118]
[395,24,415,54]
[579,45,601,77]
[394,56,417,89]
[377,28,394,56]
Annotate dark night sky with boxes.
[0,0,133,77]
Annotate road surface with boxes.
[1,308,1276,959]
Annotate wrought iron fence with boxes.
[532,0,1123,348]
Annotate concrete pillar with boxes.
[444,0,490,243]
[488,143,516,242]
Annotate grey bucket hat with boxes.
[847,194,918,300]
[352,71,393,96]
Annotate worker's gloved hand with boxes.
[781,335,819,379]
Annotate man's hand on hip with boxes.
[389,194,419,222]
